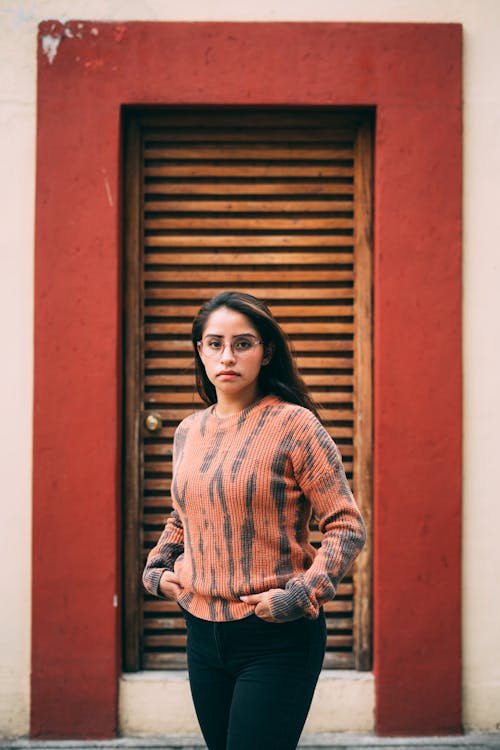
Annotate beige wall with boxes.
[0,3,36,738]
[119,671,375,736]
[1,0,499,737]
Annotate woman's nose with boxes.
[220,342,236,362]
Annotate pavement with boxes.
[1,735,500,750]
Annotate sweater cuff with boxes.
[147,568,167,598]
[269,577,319,621]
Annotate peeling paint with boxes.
[102,169,113,207]
[40,21,75,63]
[41,34,61,65]
[38,20,128,65]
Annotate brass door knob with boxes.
[145,413,162,432]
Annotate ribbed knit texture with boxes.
[143,394,366,622]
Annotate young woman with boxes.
[143,291,366,750]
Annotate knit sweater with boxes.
[142,394,366,622]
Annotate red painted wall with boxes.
[33,21,462,737]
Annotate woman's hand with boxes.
[240,589,284,622]
[158,570,183,600]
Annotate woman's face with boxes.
[198,306,268,404]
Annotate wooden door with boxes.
[123,108,372,671]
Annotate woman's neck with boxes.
[214,388,261,418]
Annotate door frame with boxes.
[33,21,462,737]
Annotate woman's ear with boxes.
[262,342,275,366]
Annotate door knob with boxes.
[145,413,162,432]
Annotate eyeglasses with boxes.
[197,335,264,358]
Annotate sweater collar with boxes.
[207,393,280,430]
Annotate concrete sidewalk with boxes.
[2,735,500,750]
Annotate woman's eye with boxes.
[208,340,223,350]
[234,339,252,351]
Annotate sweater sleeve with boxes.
[269,413,366,622]
[142,508,184,597]
[142,427,185,598]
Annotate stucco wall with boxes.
[1,0,499,738]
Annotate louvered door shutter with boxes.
[124,108,372,671]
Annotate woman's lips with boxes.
[217,371,239,379]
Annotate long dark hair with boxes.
[191,291,320,420]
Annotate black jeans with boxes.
[183,608,326,750]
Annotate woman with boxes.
[143,291,366,750]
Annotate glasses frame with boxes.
[197,335,264,358]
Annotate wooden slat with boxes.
[144,146,353,160]
[284,339,354,351]
[143,599,187,612]
[145,617,186,629]
[143,482,172,495]
[326,635,354,648]
[144,233,353,250]
[144,635,187,648]
[145,217,354,230]
[143,127,356,142]
[145,235,353,247]
[142,357,194,370]
[143,496,176,508]
[144,462,172,475]
[144,339,194,350]
[145,199,354,213]
[145,273,353,287]
[143,443,173,455]
[142,253,353,267]
[142,375,196,387]
[144,286,354,300]
[297,358,353,370]
[143,392,201,405]
[323,653,355,668]
[144,320,354,334]
[143,653,189,669]
[145,182,353,196]
[143,651,355,670]
[143,428,177,440]
[293,374,354,386]
[144,164,354,178]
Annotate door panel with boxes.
[123,108,372,671]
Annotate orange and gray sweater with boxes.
[143,394,366,622]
